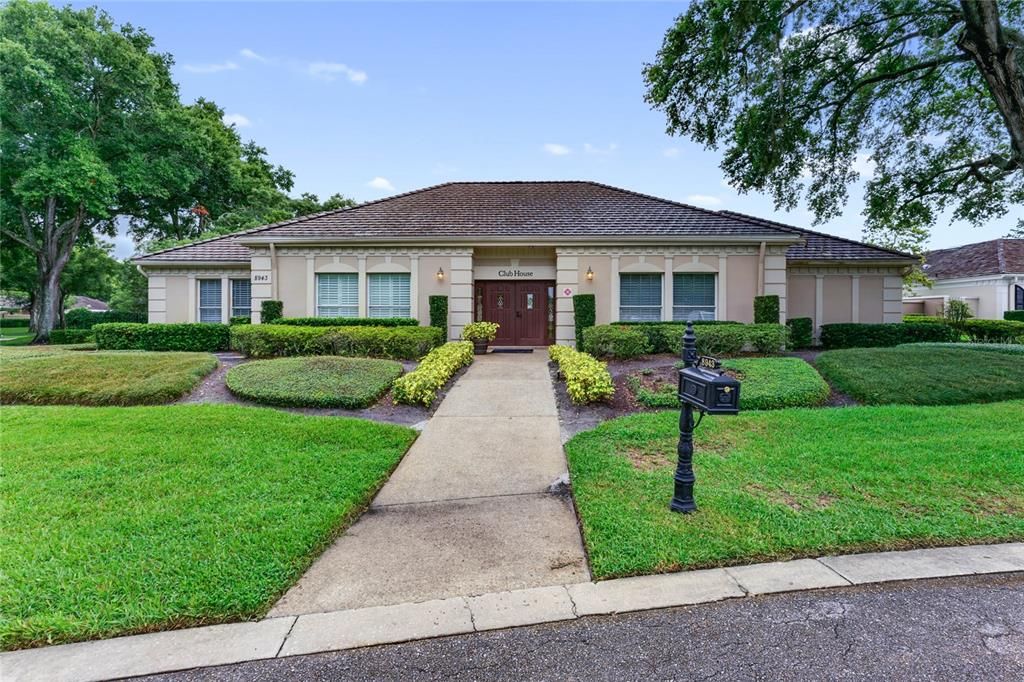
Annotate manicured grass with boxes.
[816,345,1024,405]
[0,350,217,405]
[566,402,1024,579]
[629,357,830,410]
[0,328,34,346]
[226,356,404,408]
[0,405,417,650]
[901,342,1024,355]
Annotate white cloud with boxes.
[663,147,681,159]
[686,194,723,207]
[240,48,270,63]
[584,142,618,156]
[543,143,571,156]
[222,113,251,128]
[367,176,395,192]
[308,62,368,84]
[183,61,239,74]
[851,153,876,178]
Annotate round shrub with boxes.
[226,356,403,409]
[582,325,651,359]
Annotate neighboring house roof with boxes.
[134,181,911,265]
[923,239,1024,279]
[68,296,110,312]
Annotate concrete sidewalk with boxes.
[268,351,589,617]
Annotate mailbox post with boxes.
[672,322,741,513]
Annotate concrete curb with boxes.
[3,542,1022,682]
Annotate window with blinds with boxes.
[198,279,222,323]
[673,273,717,321]
[230,279,251,318]
[368,273,411,318]
[316,273,359,317]
[619,274,662,321]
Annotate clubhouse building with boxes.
[134,181,915,346]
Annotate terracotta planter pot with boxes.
[472,340,489,355]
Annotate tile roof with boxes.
[923,239,1024,279]
[134,181,913,265]
[717,211,916,262]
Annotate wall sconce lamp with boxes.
[436,267,445,281]
[586,266,594,281]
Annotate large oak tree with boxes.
[644,0,1024,250]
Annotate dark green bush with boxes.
[1004,310,1024,322]
[820,322,956,349]
[616,321,740,353]
[226,356,403,409]
[95,323,231,352]
[786,317,813,349]
[573,294,596,348]
[902,315,945,323]
[582,325,651,359]
[613,320,740,326]
[961,319,1024,343]
[229,316,251,325]
[753,295,780,324]
[745,324,789,353]
[694,325,748,356]
[64,309,146,329]
[261,300,283,323]
[275,317,419,327]
[48,329,95,345]
[230,324,443,360]
[429,295,449,338]
[0,318,30,329]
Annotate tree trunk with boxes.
[31,257,65,344]
[958,0,1024,169]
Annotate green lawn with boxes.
[0,327,33,346]
[0,405,417,650]
[629,357,830,410]
[816,345,1024,405]
[226,356,404,408]
[566,402,1024,579]
[0,350,217,405]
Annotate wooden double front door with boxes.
[475,281,554,346]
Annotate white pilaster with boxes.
[306,257,316,316]
[410,256,419,320]
[851,275,860,323]
[556,255,579,347]
[814,274,824,340]
[662,257,673,321]
[187,275,197,323]
[358,256,368,318]
[718,256,728,321]
[610,256,620,322]
[220,276,230,323]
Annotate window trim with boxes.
[618,273,663,322]
[316,272,359,318]
[197,279,222,324]
[672,272,718,322]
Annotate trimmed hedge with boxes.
[819,322,956,349]
[392,341,474,406]
[275,317,419,327]
[429,295,449,338]
[583,323,788,358]
[49,329,95,345]
[1004,310,1024,322]
[549,345,615,404]
[787,317,813,349]
[0,318,30,329]
[229,316,251,325]
[582,325,651,359]
[64,309,146,329]
[902,314,945,323]
[226,356,403,409]
[95,323,231,352]
[573,294,596,349]
[261,300,283,323]
[961,319,1024,343]
[230,324,443,360]
[753,295,780,324]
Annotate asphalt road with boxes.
[136,573,1024,681]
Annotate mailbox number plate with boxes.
[697,355,721,370]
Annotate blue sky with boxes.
[88,1,1020,258]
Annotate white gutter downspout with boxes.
[757,241,767,296]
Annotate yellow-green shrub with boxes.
[392,341,474,406]
[549,345,615,404]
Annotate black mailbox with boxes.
[678,364,740,415]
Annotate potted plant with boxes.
[462,321,500,354]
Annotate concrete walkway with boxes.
[269,351,589,617]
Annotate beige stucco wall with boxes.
[143,267,250,323]
[787,266,905,340]
[907,276,1023,320]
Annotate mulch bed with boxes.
[178,353,464,427]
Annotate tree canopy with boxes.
[644,0,1024,250]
